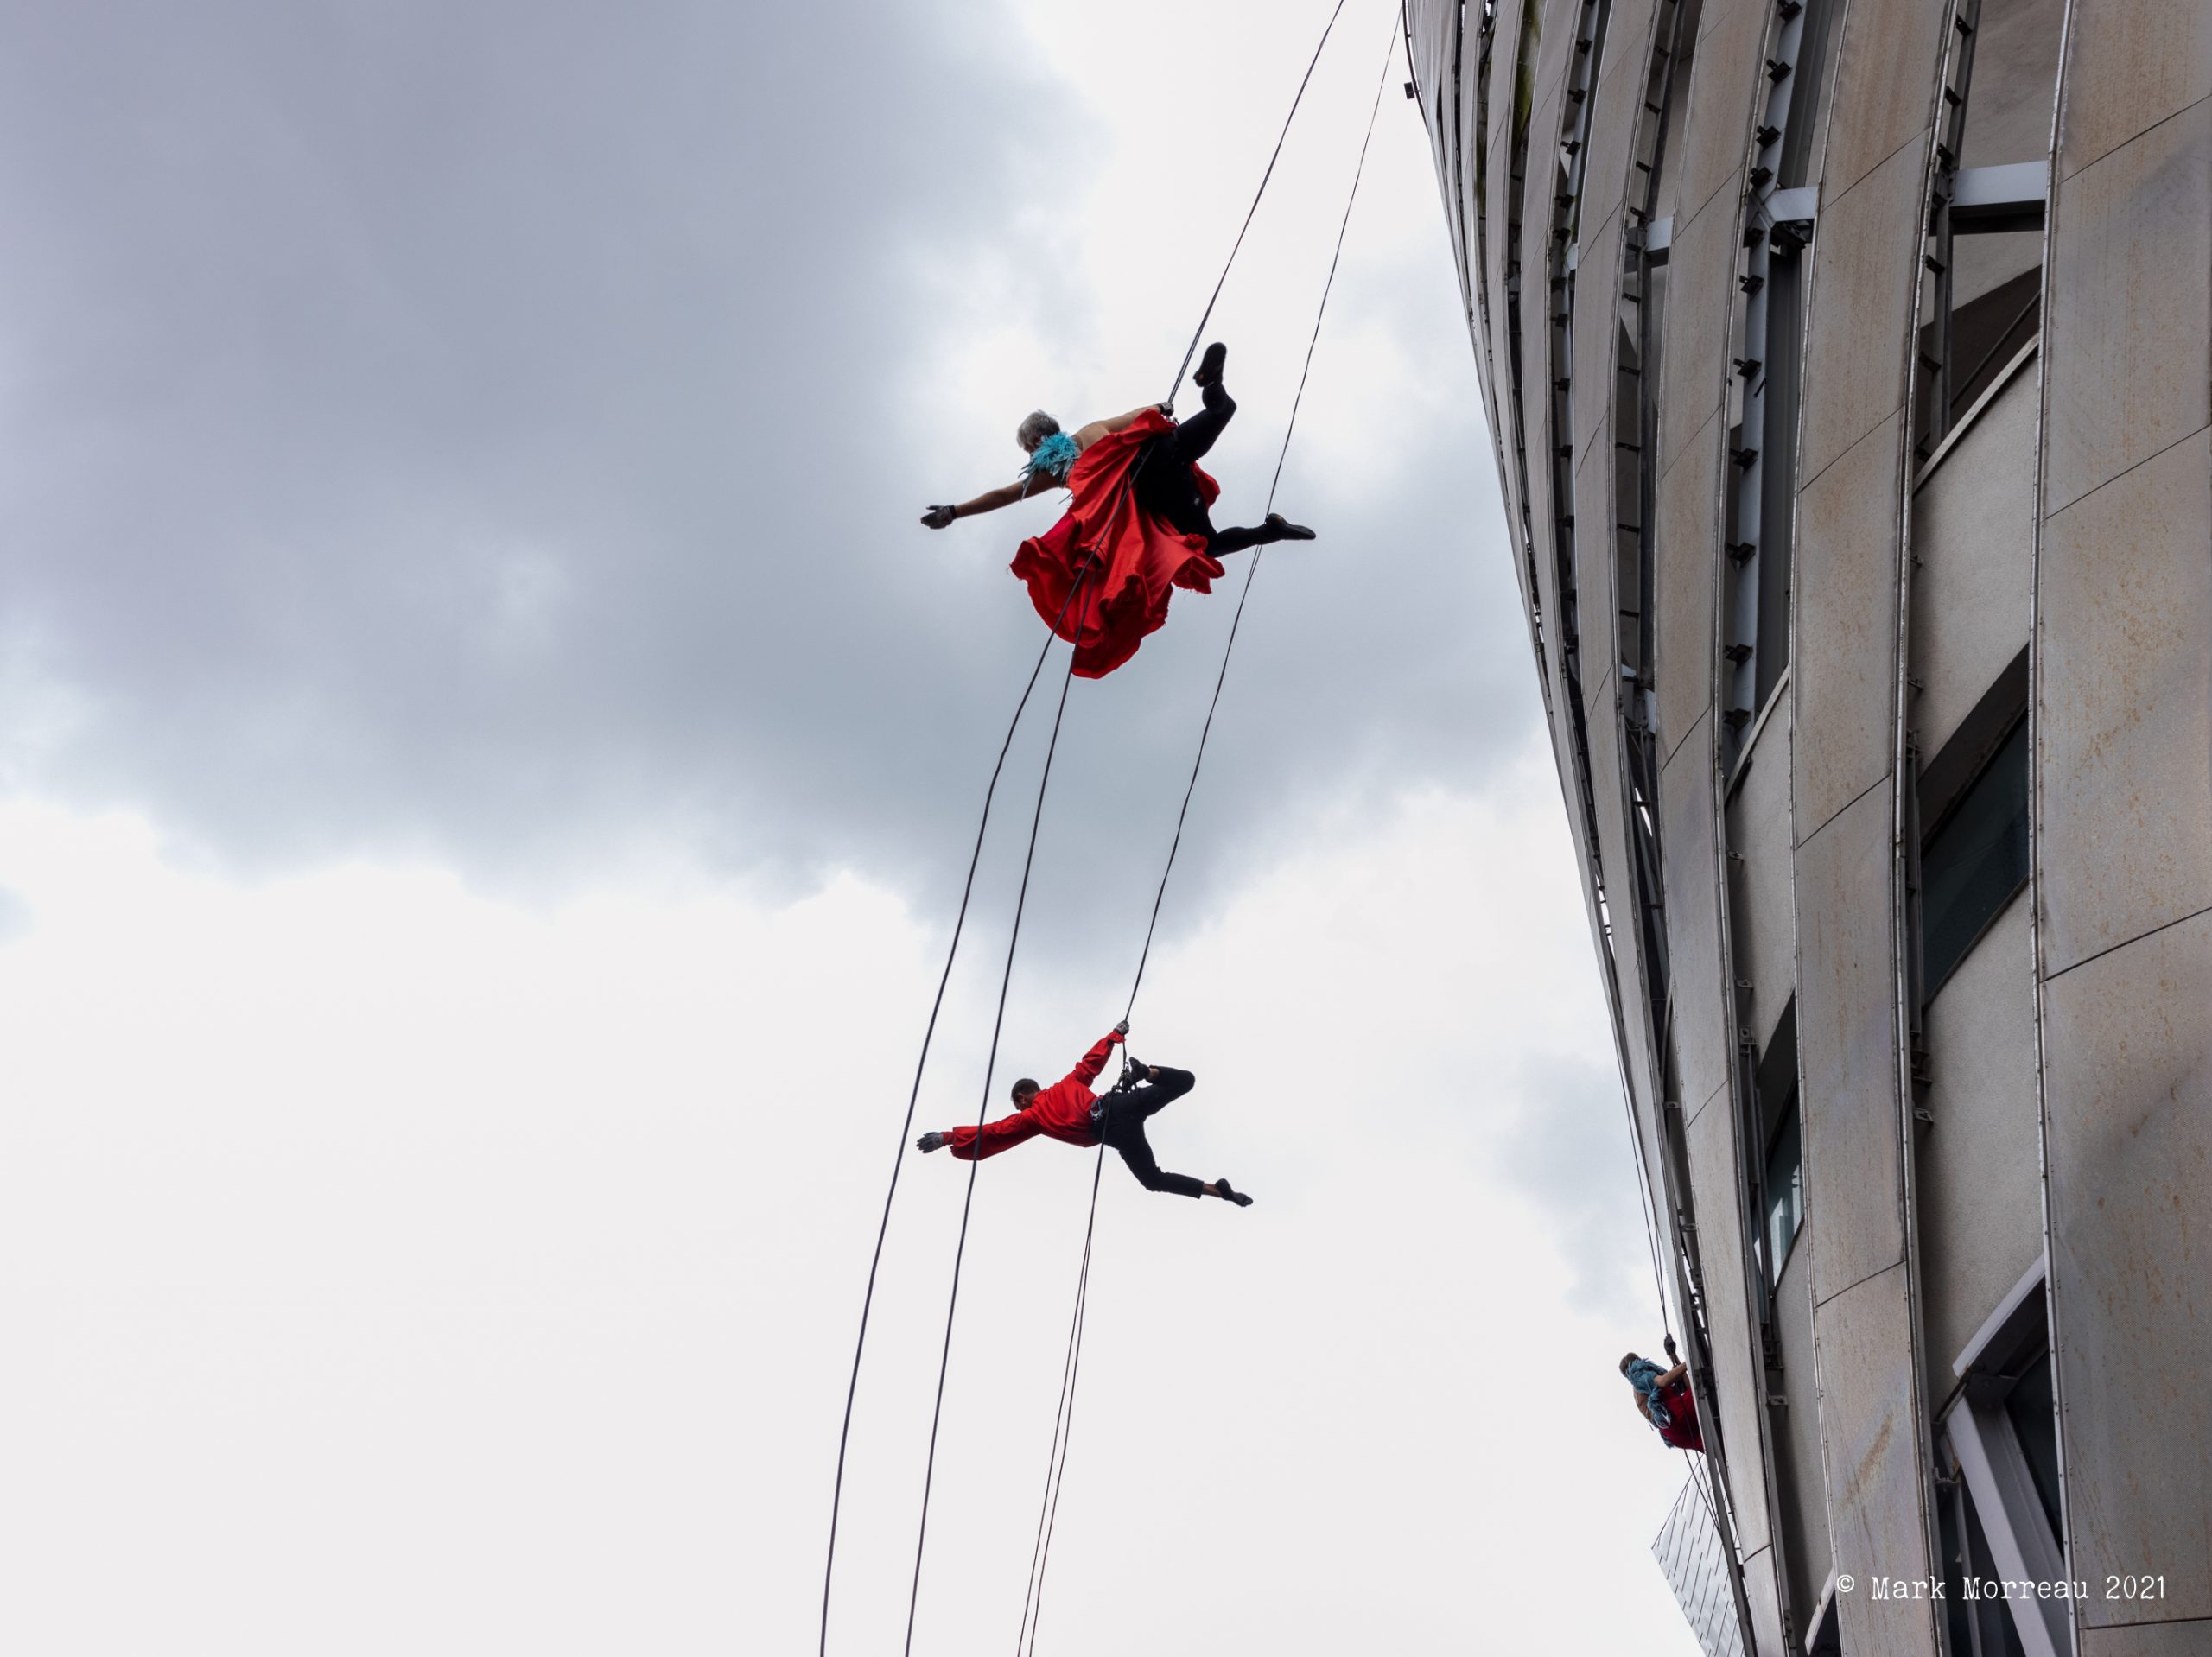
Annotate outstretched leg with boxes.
[1105,1119,1206,1199]
[1102,1071,1249,1204]
[1206,513,1317,556]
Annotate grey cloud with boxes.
[0,2,1529,938]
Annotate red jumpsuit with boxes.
[1009,409,1226,679]
[947,1032,1123,1161]
[1656,1378,1704,1452]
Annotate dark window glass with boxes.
[1923,717,2030,997]
[1755,247,1802,712]
[1941,1477,2031,1657]
[1763,1101,1802,1286]
[2004,1353,2065,1546]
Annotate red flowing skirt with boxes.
[1010,409,1226,678]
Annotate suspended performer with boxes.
[913,1020,1253,1205]
[1620,1337,1703,1451]
[918,342,1315,677]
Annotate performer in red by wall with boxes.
[913,1019,1253,1206]
[918,343,1315,676]
[1620,1339,1705,1451]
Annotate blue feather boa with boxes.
[1022,431,1080,486]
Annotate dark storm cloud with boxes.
[0,1,1530,925]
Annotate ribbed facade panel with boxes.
[1412,0,2212,1650]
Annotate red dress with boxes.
[1010,409,1227,678]
[1656,1378,1704,1451]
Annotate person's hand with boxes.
[916,1131,949,1153]
[1155,402,1174,420]
[1662,1335,1679,1362]
[920,505,957,530]
[1111,1019,1129,1038]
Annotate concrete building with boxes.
[1403,3,2210,1653]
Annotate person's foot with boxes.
[1265,512,1316,542]
[1193,340,1229,388]
[1215,1177,1253,1208]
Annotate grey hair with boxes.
[1015,410,1061,453]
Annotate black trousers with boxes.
[1097,1067,1205,1198]
[1133,384,1285,557]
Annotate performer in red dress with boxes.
[920,343,1315,676]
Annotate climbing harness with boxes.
[819,7,1397,1651]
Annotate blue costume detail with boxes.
[1625,1358,1673,1429]
[1021,431,1080,488]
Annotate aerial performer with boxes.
[914,1019,1254,1206]
[1619,1338,1703,1451]
[918,342,1316,676]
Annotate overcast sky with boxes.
[0,3,1704,1652]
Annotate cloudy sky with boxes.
[0,3,1704,1652]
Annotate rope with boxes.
[827,3,1377,1642]
[903,572,1090,1656]
[1166,0,1351,408]
[1011,1139,1107,1656]
[1014,24,1400,1648]
[1128,12,1396,1019]
[817,572,1091,1657]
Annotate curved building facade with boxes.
[1405,3,2210,1654]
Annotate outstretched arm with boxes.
[1065,1023,1128,1090]
[1071,404,1169,449]
[915,1112,1045,1160]
[921,480,1033,529]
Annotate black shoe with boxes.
[1216,1177,1253,1208]
[1193,341,1228,388]
[1265,512,1316,542]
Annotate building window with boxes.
[1761,1108,1802,1286]
[1921,714,2029,998]
[1750,1004,1802,1287]
[1942,1265,2069,1656]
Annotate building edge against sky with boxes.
[1404,3,2210,1654]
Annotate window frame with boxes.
[1916,647,2031,1005]
[1940,1260,2069,1657]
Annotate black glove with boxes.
[1112,1019,1130,1037]
[1662,1334,1680,1362]
[1156,402,1174,419]
[916,1131,949,1153]
[920,505,957,530]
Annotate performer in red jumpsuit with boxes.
[914,1019,1253,1205]
[919,343,1315,676]
[1620,1343,1704,1451]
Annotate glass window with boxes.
[1940,1474,2031,1657]
[1922,716,2030,998]
[1763,1102,1802,1286]
[2004,1353,2065,1546]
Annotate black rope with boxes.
[1263,20,1396,515]
[817,572,1091,1657]
[903,571,1090,1656]
[828,4,1379,1642]
[1166,0,1351,408]
[1015,25,1401,1649]
[1128,12,1397,1021]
